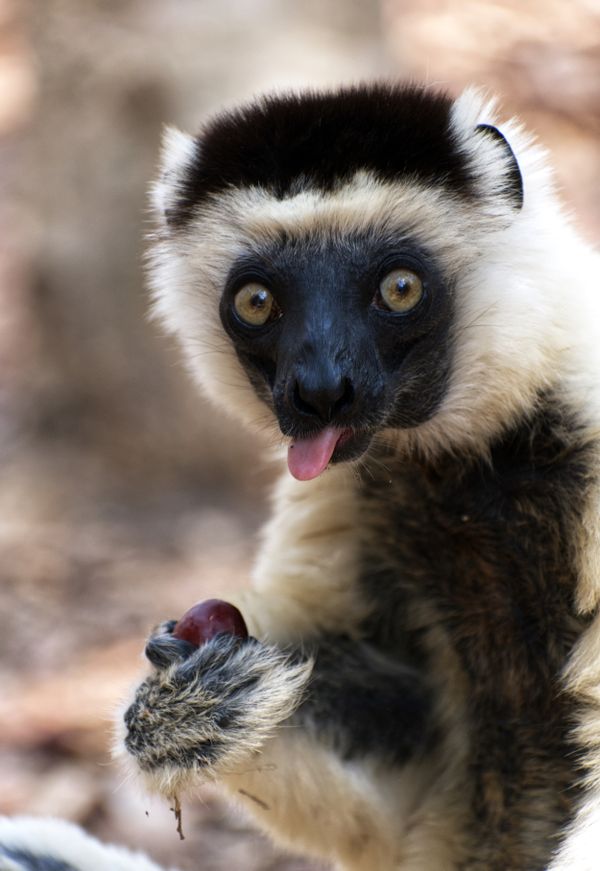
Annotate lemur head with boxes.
[148,84,566,476]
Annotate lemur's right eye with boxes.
[233,283,279,326]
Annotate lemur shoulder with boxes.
[3,84,600,871]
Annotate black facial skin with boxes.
[219,233,454,465]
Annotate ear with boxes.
[150,125,198,227]
[474,123,524,210]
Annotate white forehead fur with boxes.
[147,88,600,460]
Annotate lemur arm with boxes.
[121,470,443,870]
[124,621,433,869]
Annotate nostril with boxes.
[332,377,354,417]
[292,375,355,423]
[293,381,321,418]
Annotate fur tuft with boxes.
[149,126,198,226]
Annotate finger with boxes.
[145,632,196,668]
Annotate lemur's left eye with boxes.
[233,283,279,326]
[377,269,424,313]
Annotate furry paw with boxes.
[121,622,312,797]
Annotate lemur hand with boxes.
[122,620,312,796]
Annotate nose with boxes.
[291,371,355,423]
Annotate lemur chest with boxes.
[421,485,582,706]
[360,411,591,710]
[359,423,592,865]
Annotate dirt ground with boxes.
[0,0,598,868]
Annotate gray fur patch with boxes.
[0,847,76,871]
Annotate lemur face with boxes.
[148,84,556,470]
[219,232,453,477]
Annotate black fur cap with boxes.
[167,83,523,227]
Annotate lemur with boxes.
[2,84,600,871]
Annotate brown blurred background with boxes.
[0,1,598,869]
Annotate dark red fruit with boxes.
[173,599,248,647]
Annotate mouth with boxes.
[287,426,373,481]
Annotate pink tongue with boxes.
[287,427,341,481]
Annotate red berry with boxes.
[173,599,248,647]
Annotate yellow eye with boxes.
[378,269,424,313]
[233,283,277,326]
